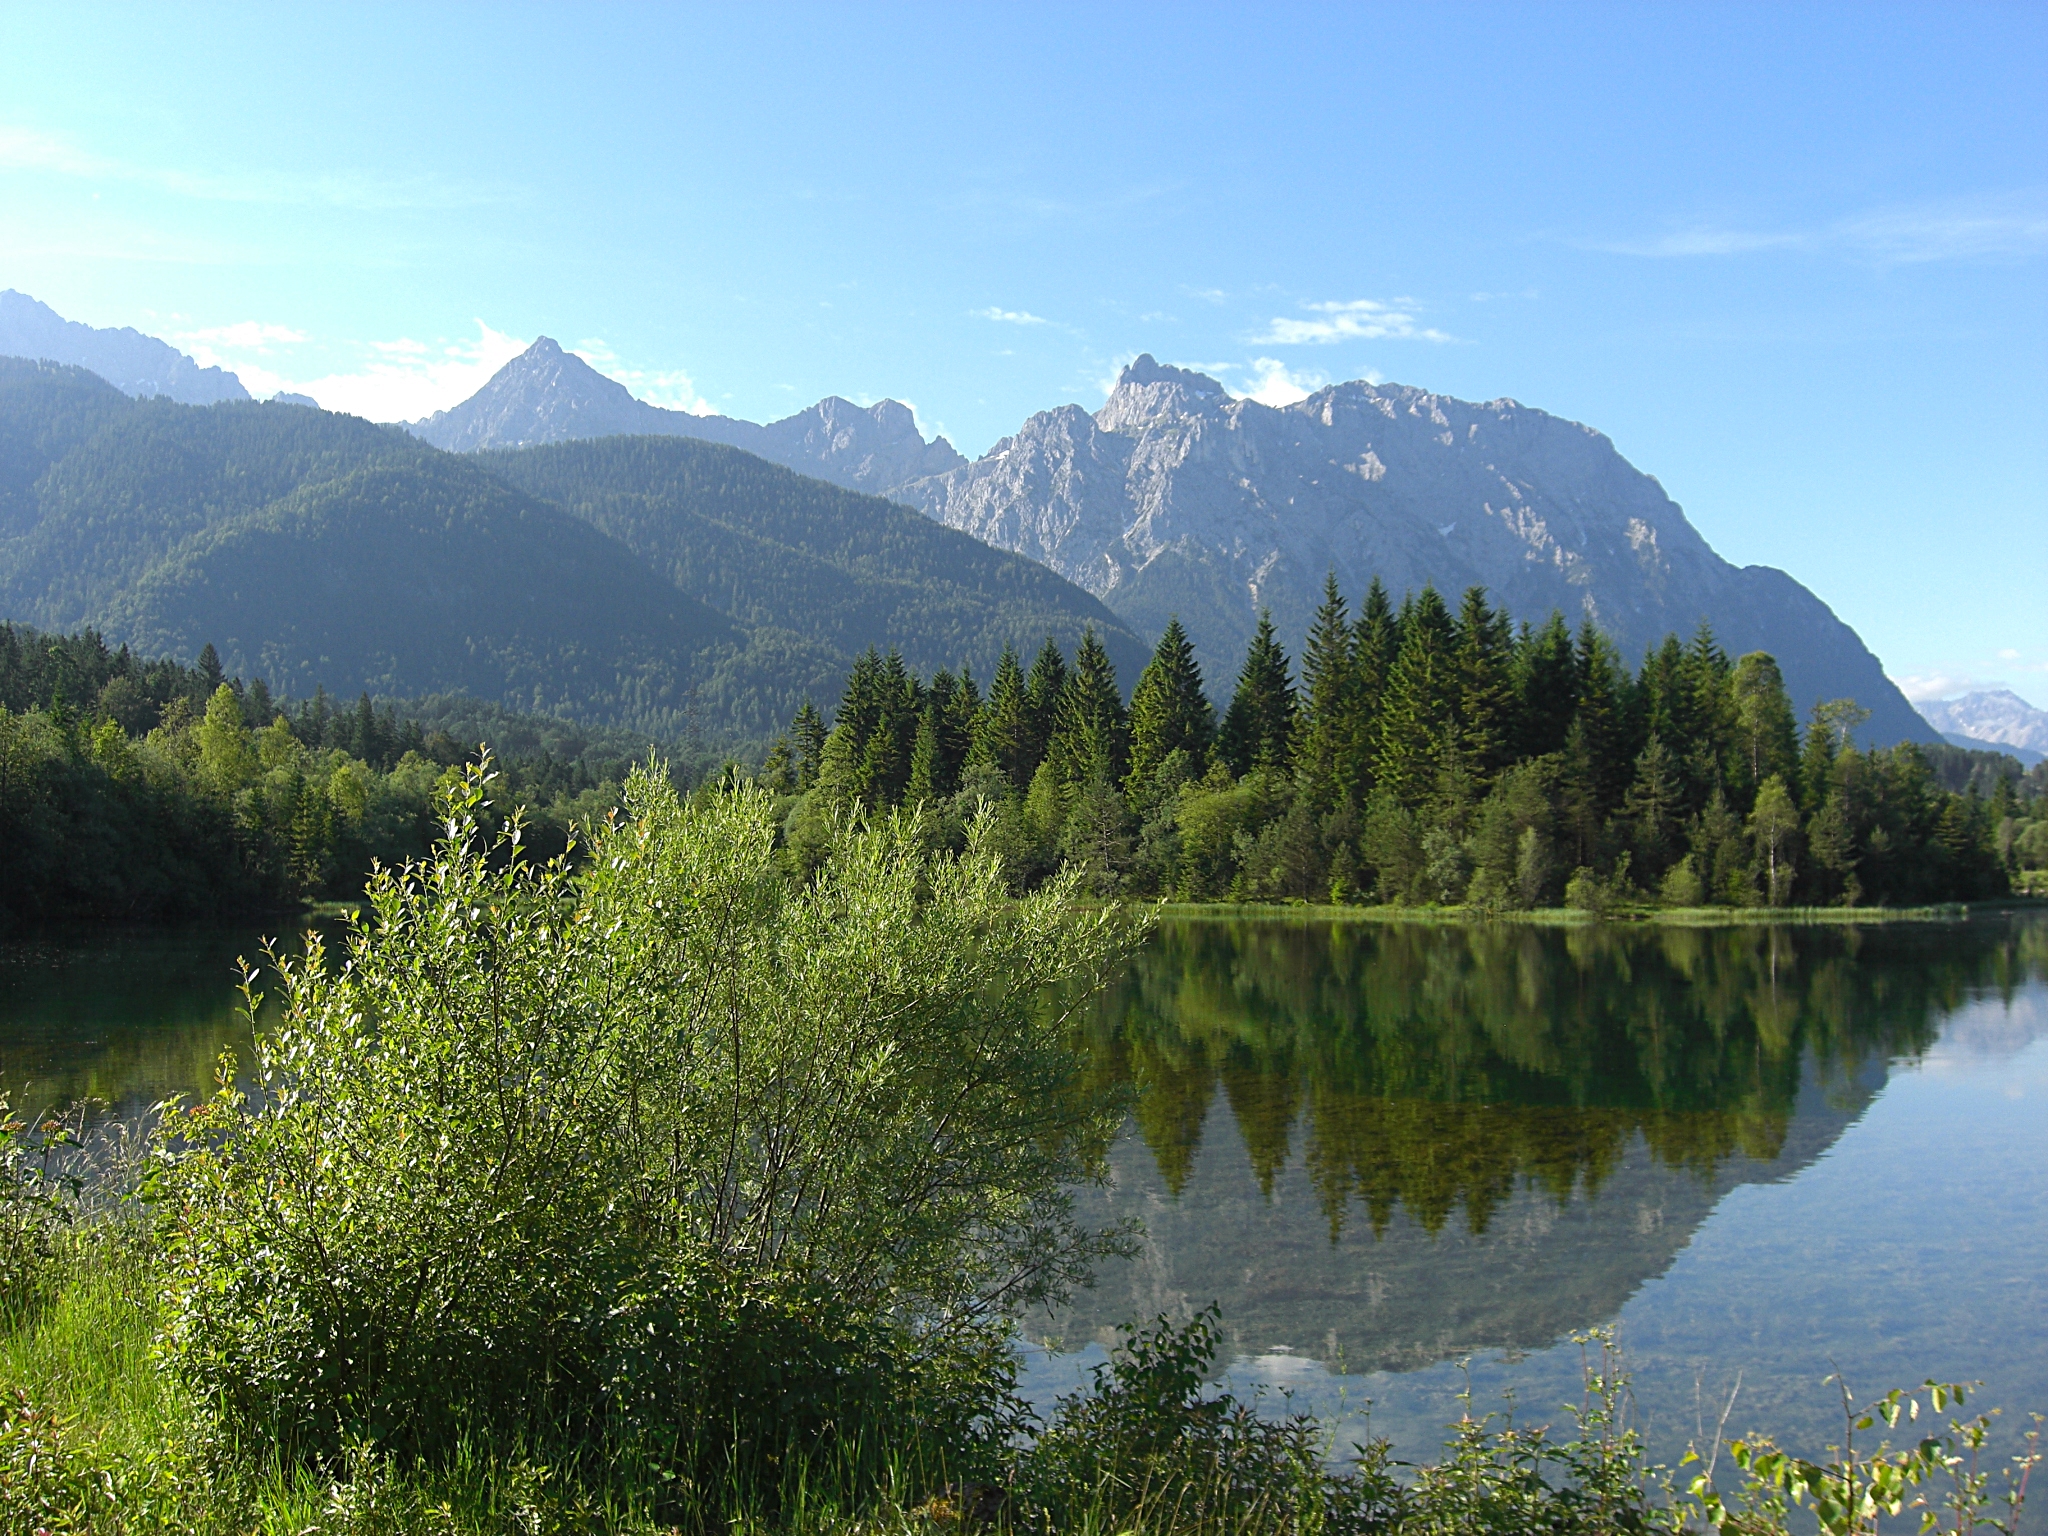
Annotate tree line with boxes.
[761,577,2046,907]
[0,624,654,921]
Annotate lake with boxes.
[3,910,2043,1470]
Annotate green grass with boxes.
[5,1224,2037,1534]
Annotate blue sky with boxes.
[2,2,2043,707]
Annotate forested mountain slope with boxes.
[0,360,1137,739]
[480,435,1149,692]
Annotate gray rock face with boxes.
[0,290,250,405]
[1918,691,2048,763]
[893,356,1936,745]
[410,338,964,493]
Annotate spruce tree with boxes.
[907,707,943,803]
[1292,573,1354,813]
[1125,617,1213,795]
[855,649,922,806]
[1044,627,1129,791]
[1216,610,1297,777]
[1620,732,1684,880]
[1374,587,1456,809]
[970,645,1034,790]
[1453,586,1513,778]
[942,664,981,786]
[1513,612,1577,760]
[1024,637,1069,780]
[790,700,828,790]
[1571,622,1630,816]
[817,649,884,800]
[1350,578,1398,791]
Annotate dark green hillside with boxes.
[0,360,425,624]
[479,435,1153,689]
[104,459,738,733]
[0,362,1151,741]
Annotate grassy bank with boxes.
[4,1226,2039,1535]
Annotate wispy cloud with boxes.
[973,306,1053,326]
[197,321,530,419]
[177,321,306,352]
[1233,358,1327,407]
[573,338,716,416]
[1251,298,1454,345]
[1593,192,2048,266]
[1892,672,1983,703]
[0,122,514,210]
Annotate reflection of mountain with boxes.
[1042,918,2017,1374]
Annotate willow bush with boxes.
[147,756,1143,1496]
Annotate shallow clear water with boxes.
[1020,913,2048,1468]
[3,911,2042,1469]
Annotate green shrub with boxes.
[1018,1309,1401,1535]
[148,755,1143,1504]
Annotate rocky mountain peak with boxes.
[0,289,250,405]
[1916,689,2048,762]
[1099,355,1233,434]
[1115,354,1228,394]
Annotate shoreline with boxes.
[1136,896,2048,926]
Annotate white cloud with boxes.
[1594,192,2048,266]
[1892,672,1983,703]
[198,321,530,419]
[973,306,1053,326]
[176,320,307,356]
[1233,358,1327,407]
[1251,298,1454,346]
[572,338,716,416]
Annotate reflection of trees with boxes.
[1080,917,2033,1239]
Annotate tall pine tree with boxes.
[1044,627,1129,791]
[1512,612,1577,761]
[1217,610,1298,777]
[1350,577,1399,794]
[1374,587,1456,809]
[969,645,1035,790]
[1292,573,1355,813]
[1453,586,1514,779]
[1125,617,1213,794]
[1024,637,1069,781]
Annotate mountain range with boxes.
[0,358,1144,738]
[1916,690,2048,765]
[0,294,1952,745]
[419,340,1934,744]
[0,290,250,406]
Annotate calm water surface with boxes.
[3,912,2043,1468]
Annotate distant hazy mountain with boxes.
[0,359,1140,740]
[891,356,1936,746]
[410,337,965,494]
[0,289,249,405]
[1917,690,2048,765]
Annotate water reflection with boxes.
[0,925,285,1116]
[1043,915,2047,1386]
